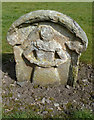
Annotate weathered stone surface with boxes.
[7,10,88,86]
[13,46,33,83]
[33,67,60,85]
[23,25,68,68]
[57,59,71,84]
[7,10,88,49]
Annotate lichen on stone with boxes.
[6,10,88,86]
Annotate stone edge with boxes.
[7,10,88,52]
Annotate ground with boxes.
[2,56,94,119]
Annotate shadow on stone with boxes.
[2,53,17,81]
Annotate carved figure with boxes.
[7,10,88,86]
[23,25,68,67]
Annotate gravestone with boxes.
[7,10,88,86]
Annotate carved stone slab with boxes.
[7,10,88,86]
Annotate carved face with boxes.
[39,26,54,41]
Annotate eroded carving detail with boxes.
[23,25,68,68]
[7,10,88,86]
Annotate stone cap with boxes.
[7,10,88,52]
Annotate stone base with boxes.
[33,67,60,85]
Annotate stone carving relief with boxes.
[7,10,88,86]
[23,25,68,67]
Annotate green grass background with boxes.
[2,2,92,64]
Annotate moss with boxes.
[8,93,13,97]
[37,97,42,101]
[57,13,61,16]
[3,105,12,110]
[3,92,13,98]
[34,108,40,112]
[33,84,39,89]
[6,86,11,91]
[66,102,73,109]
[49,97,55,101]
[73,66,78,79]
[72,66,79,86]
[47,108,53,113]
[32,105,41,112]
[24,104,36,110]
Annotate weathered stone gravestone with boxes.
[7,10,88,86]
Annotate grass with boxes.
[2,2,92,64]
[72,109,94,119]
[2,109,42,119]
[2,108,94,119]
